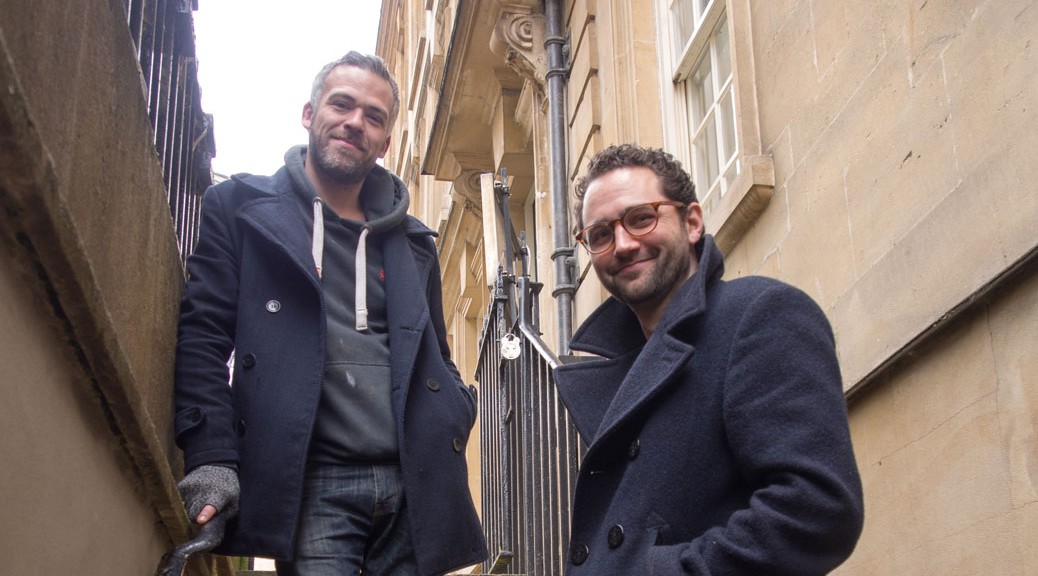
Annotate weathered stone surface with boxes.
[1,0,228,574]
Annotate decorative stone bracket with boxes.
[490,11,548,90]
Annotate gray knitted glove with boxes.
[177,464,240,521]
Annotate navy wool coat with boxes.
[173,165,487,575]
[554,236,863,575]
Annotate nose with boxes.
[342,107,365,131]
[611,222,640,255]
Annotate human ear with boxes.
[685,202,705,244]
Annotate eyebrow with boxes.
[326,92,389,120]
[587,203,637,226]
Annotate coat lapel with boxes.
[593,333,694,443]
[562,236,727,449]
[554,354,632,443]
[235,179,322,291]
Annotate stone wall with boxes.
[0,0,229,574]
[736,2,1038,572]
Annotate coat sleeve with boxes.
[173,185,242,472]
[654,283,864,575]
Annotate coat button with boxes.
[627,439,640,460]
[240,353,257,369]
[452,437,464,452]
[607,524,625,548]
[265,300,281,313]
[190,410,202,423]
[236,419,246,437]
[570,543,589,565]
[426,378,441,391]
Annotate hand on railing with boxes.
[153,511,228,576]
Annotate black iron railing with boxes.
[125,0,214,264]
[476,176,585,575]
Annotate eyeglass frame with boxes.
[575,200,688,254]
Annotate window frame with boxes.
[682,12,738,204]
[656,0,775,254]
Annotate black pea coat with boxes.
[173,165,487,575]
[554,236,864,575]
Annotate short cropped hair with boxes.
[573,144,698,230]
[309,51,401,129]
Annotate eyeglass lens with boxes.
[583,203,663,253]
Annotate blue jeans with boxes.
[276,462,418,576]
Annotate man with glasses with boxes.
[554,144,864,574]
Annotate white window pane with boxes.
[723,161,738,196]
[694,115,719,196]
[670,0,695,55]
[689,54,713,127]
[693,129,710,195]
[716,16,731,84]
[705,118,719,188]
[719,88,736,164]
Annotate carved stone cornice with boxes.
[453,169,487,205]
[490,11,547,90]
[490,0,542,15]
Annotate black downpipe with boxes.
[545,0,575,355]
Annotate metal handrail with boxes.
[475,210,583,575]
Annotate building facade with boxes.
[378,0,1038,574]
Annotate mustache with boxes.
[607,256,642,275]
[330,129,365,151]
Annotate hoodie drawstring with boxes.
[312,197,325,279]
[311,196,370,332]
[355,228,369,332]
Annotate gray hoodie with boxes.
[285,145,410,462]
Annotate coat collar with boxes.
[560,236,726,445]
[569,235,725,356]
[225,163,440,402]
[234,168,322,288]
[230,167,436,286]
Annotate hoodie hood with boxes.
[284,144,411,331]
[283,144,410,233]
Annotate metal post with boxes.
[545,0,575,355]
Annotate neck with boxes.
[305,159,366,220]
[634,305,665,339]
[633,258,699,339]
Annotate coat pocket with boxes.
[174,406,206,442]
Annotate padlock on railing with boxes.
[500,333,521,360]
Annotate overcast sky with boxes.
[193,1,383,177]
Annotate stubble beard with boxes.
[309,130,375,185]
[601,242,693,308]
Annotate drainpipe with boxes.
[545,0,575,355]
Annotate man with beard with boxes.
[554,144,864,575]
[173,52,486,576]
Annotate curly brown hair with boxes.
[573,144,697,231]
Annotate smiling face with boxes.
[581,166,704,330]
[302,64,393,185]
